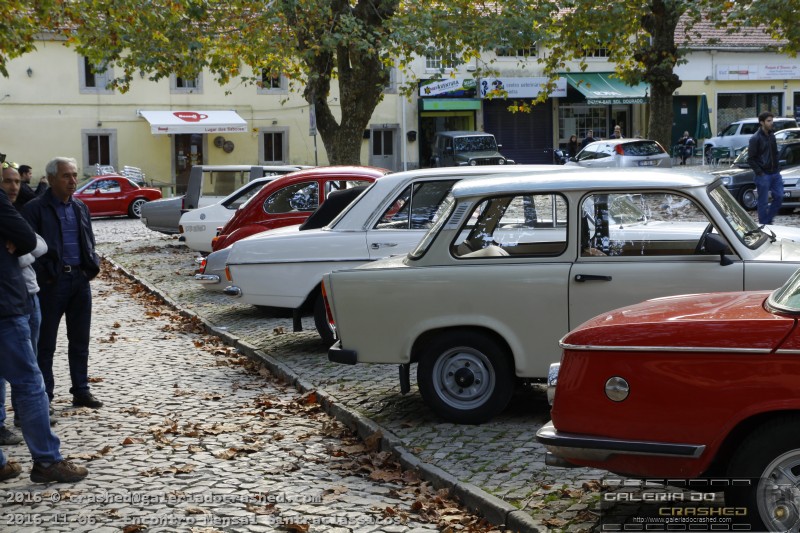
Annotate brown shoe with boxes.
[0,461,22,481]
[30,460,88,483]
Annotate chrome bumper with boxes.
[194,274,220,284]
[536,421,706,464]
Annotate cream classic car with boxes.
[323,169,800,424]
[223,165,568,343]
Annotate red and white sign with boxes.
[139,110,248,134]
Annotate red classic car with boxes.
[211,166,389,251]
[537,270,800,531]
[74,175,162,218]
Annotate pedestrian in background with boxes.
[610,125,624,139]
[581,130,596,148]
[22,157,103,410]
[747,111,782,224]
[677,131,696,165]
[15,164,37,207]
[0,177,87,483]
[34,175,48,196]
[567,134,579,159]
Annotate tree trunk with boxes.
[638,0,683,151]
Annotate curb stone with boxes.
[101,254,541,532]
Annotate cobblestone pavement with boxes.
[0,226,505,533]
[17,210,795,532]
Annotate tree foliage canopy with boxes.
[2,1,800,162]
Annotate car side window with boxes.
[263,181,319,214]
[595,144,613,159]
[579,192,722,258]
[324,179,371,197]
[741,124,759,135]
[374,180,457,230]
[451,193,568,258]
[92,179,121,193]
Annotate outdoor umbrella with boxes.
[696,95,712,165]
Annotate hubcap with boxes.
[431,347,495,410]
[133,200,145,217]
[757,449,800,531]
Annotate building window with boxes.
[81,129,118,175]
[79,56,113,94]
[258,70,287,94]
[259,128,288,163]
[496,43,537,58]
[557,105,608,146]
[171,74,203,94]
[425,53,459,72]
[383,67,398,94]
[585,47,610,58]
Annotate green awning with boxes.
[563,73,649,105]
[420,99,482,111]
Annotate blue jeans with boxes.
[756,172,784,225]
[0,314,61,465]
[37,270,92,401]
[0,294,41,427]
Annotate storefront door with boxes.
[173,134,204,194]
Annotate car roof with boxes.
[450,168,717,198]
[364,164,565,187]
[584,138,656,148]
[191,165,310,171]
[732,117,796,124]
[434,131,495,138]
[271,166,389,179]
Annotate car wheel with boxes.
[128,198,148,218]
[738,185,758,211]
[726,415,800,531]
[313,293,335,347]
[416,331,514,424]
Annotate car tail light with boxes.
[197,257,207,274]
[320,281,336,332]
[225,266,232,282]
[178,224,184,234]
[614,144,626,156]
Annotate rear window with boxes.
[619,141,664,157]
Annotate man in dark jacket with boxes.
[0,184,88,483]
[747,111,783,224]
[14,164,37,208]
[22,157,103,409]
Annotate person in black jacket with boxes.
[14,164,37,208]
[22,157,103,410]
[747,111,782,224]
[0,184,88,483]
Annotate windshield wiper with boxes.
[743,225,776,242]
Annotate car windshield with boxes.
[409,196,456,260]
[618,141,664,156]
[76,178,95,192]
[767,268,800,314]
[454,136,497,152]
[325,180,379,228]
[708,183,766,249]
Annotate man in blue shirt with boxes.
[22,157,102,410]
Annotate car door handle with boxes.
[574,274,612,282]
[371,242,398,249]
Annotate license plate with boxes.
[638,160,657,167]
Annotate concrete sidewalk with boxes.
[90,220,606,532]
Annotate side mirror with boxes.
[94,189,101,196]
[705,233,733,266]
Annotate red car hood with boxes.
[562,291,795,352]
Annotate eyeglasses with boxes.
[2,161,18,170]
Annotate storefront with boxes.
[138,110,247,193]
[557,72,649,148]
[480,77,566,164]
[417,79,481,167]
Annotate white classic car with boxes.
[179,176,279,253]
[322,169,800,424]
[223,165,568,343]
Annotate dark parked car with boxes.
[430,131,513,167]
[714,138,800,210]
